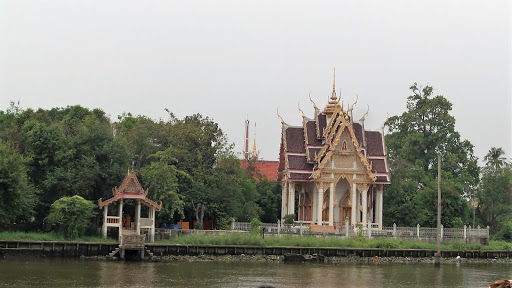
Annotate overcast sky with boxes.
[1,1,510,163]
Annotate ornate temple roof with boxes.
[277,81,391,185]
[98,169,162,210]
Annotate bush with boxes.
[251,218,263,234]
[194,221,203,230]
[44,195,96,239]
[283,214,295,225]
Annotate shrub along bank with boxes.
[157,233,512,251]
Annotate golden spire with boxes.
[329,68,337,103]
[251,123,258,159]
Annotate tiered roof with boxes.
[277,81,390,185]
[98,169,162,210]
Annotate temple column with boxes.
[300,185,305,221]
[362,187,368,229]
[288,182,295,217]
[377,185,383,229]
[118,200,123,241]
[102,206,108,238]
[317,186,324,225]
[351,183,357,227]
[150,207,155,243]
[312,185,317,223]
[329,182,334,226]
[135,200,141,235]
[281,182,287,222]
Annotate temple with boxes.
[98,169,162,243]
[277,73,390,231]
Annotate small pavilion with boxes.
[98,169,162,243]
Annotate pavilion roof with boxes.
[98,169,162,211]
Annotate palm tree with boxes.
[484,147,509,169]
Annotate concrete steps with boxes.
[106,247,120,259]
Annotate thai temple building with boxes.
[277,74,390,230]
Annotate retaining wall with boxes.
[0,240,510,259]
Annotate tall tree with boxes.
[140,147,187,224]
[478,148,512,235]
[484,147,509,170]
[0,140,35,227]
[384,83,479,227]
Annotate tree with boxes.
[478,148,512,235]
[383,83,479,227]
[484,147,509,170]
[44,195,96,239]
[0,140,35,227]
[140,147,186,224]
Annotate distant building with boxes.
[240,118,279,181]
[277,75,390,230]
[240,160,279,181]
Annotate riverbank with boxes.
[3,239,512,261]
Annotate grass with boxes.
[157,233,512,251]
[0,231,117,243]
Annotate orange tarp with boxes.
[178,222,189,230]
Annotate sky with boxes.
[1,1,510,163]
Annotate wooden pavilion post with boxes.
[135,200,141,235]
[102,206,108,238]
[118,199,123,241]
[150,207,155,243]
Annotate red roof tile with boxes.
[240,160,279,180]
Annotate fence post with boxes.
[486,226,490,238]
[416,224,420,239]
[300,222,303,236]
[277,220,281,236]
[231,219,235,230]
[322,222,326,236]
[464,225,467,241]
[368,221,372,239]
[345,217,350,239]
[393,223,397,239]
[441,224,444,239]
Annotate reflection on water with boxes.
[0,258,511,288]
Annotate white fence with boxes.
[231,221,489,244]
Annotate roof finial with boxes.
[277,108,284,124]
[348,94,359,113]
[298,101,305,118]
[359,104,370,122]
[380,113,390,130]
[330,67,337,102]
[308,92,317,109]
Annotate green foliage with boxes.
[251,218,263,234]
[384,83,479,227]
[0,140,35,226]
[283,214,295,225]
[256,179,281,223]
[194,221,203,230]
[44,195,97,239]
[477,163,512,234]
[141,147,186,223]
[157,233,509,251]
[0,231,116,242]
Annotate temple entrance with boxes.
[340,191,352,226]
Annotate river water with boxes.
[0,258,510,287]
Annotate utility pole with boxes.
[435,154,441,265]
